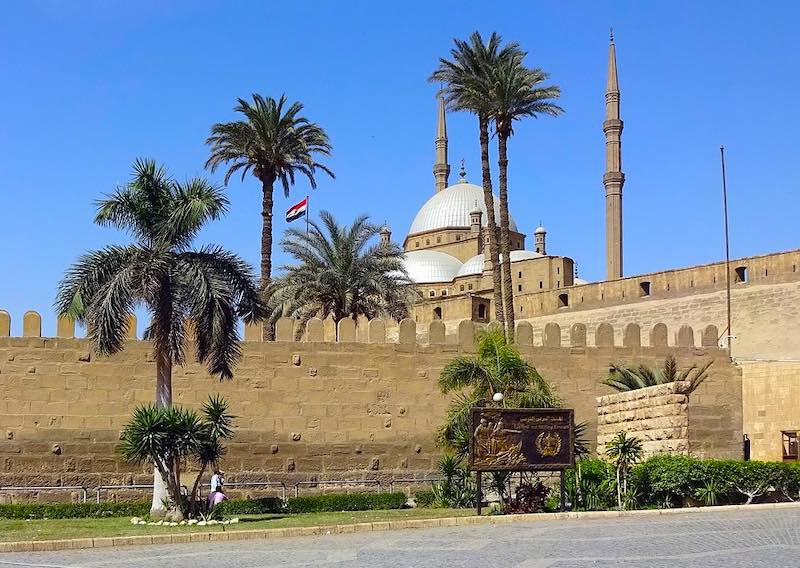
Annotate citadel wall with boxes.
[0,312,739,502]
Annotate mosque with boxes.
[386,35,624,325]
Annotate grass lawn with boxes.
[1,508,473,542]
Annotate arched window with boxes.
[639,281,651,297]
[735,266,748,283]
[433,307,442,320]
[558,293,569,308]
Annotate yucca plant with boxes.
[604,355,713,395]
[696,479,722,507]
[605,432,644,510]
[119,395,236,519]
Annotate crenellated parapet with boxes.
[0,309,727,351]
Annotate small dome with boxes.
[455,254,485,278]
[534,225,546,235]
[408,182,518,235]
[573,278,589,286]
[402,250,462,284]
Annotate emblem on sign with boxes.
[535,431,562,457]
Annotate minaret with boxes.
[433,96,450,192]
[379,224,391,245]
[534,223,547,255]
[603,29,625,280]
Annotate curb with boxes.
[2,501,799,554]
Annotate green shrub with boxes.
[0,502,150,520]
[413,490,436,508]
[286,492,407,514]
[632,456,794,507]
[631,455,705,507]
[215,497,284,516]
[565,459,616,511]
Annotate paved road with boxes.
[4,508,800,568]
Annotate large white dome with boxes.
[408,181,517,235]
[402,250,462,284]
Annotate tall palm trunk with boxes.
[151,280,174,517]
[150,349,172,517]
[260,173,276,341]
[497,132,515,340]
[478,115,504,324]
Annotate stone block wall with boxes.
[740,360,800,461]
[597,383,691,456]
[597,376,743,460]
[0,311,740,502]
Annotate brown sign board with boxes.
[469,408,575,471]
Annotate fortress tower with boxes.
[603,30,625,280]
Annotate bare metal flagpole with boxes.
[720,146,732,356]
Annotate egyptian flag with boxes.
[286,198,308,222]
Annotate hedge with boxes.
[0,502,150,520]
[215,497,284,515]
[286,492,407,513]
[632,455,800,506]
[413,490,436,508]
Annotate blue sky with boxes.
[1,1,798,336]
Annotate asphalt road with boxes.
[4,507,800,568]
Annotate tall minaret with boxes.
[603,30,625,280]
[433,96,450,192]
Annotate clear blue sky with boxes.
[2,1,798,336]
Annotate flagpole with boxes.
[306,195,309,235]
[720,146,732,356]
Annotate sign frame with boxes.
[469,407,575,515]
[469,407,575,472]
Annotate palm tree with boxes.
[55,158,263,516]
[430,32,523,326]
[603,355,713,394]
[605,431,644,509]
[205,94,333,338]
[437,328,560,457]
[265,211,417,333]
[490,55,563,340]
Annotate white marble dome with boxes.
[408,181,518,235]
[402,250,462,284]
[455,254,485,278]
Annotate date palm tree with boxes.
[430,32,523,327]
[490,55,563,340]
[205,94,333,338]
[55,158,263,516]
[437,328,560,457]
[265,211,416,333]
